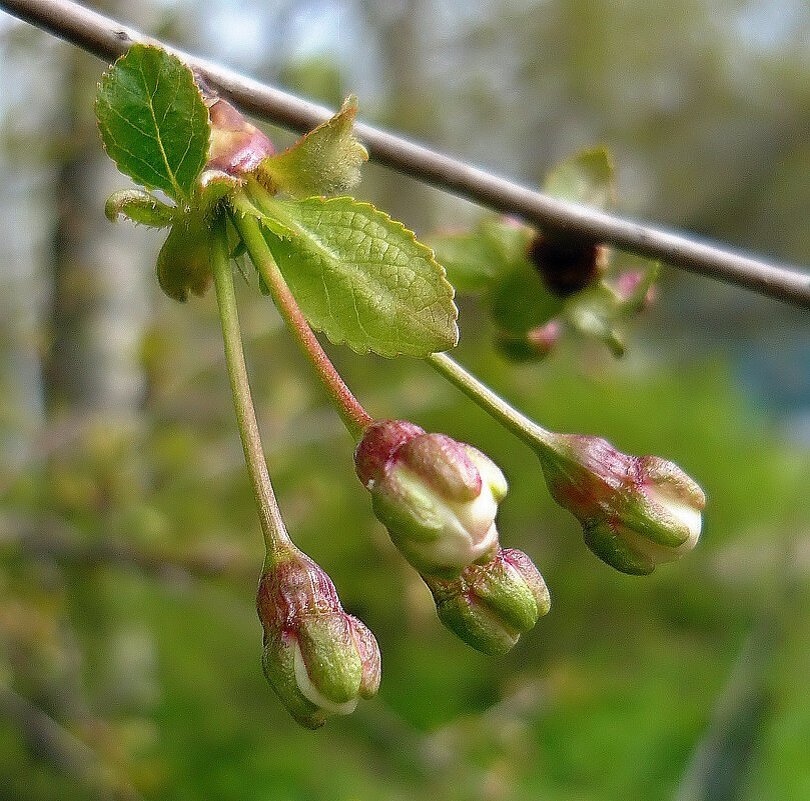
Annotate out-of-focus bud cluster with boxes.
[424,548,550,655]
[537,434,705,575]
[257,546,380,729]
[528,234,608,298]
[354,419,508,578]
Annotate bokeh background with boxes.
[1,1,809,799]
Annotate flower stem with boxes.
[211,212,291,556]
[229,200,372,441]
[427,352,556,450]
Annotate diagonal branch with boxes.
[1,0,808,308]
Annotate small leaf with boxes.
[105,189,175,227]
[156,213,214,302]
[428,217,532,294]
[564,284,625,356]
[544,146,616,209]
[253,193,458,357]
[488,263,564,335]
[96,44,210,202]
[257,96,368,198]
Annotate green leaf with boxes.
[428,217,532,294]
[488,263,565,335]
[564,284,625,356]
[105,189,175,227]
[96,44,210,202]
[251,194,458,357]
[258,96,368,198]
[544,146,616,209]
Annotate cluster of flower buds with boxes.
[423,548,550,655]
[537,433,705,575]
[257,545,380,729]
[354,419,508,578]
[354,419,551,654]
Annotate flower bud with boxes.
[538,434,705,575]
[257,547,380,729]
[354,420,508,578]
[613,269,658,311]
[424,548,550,655]
[197,77,274,178]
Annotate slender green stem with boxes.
[229,201,372,441]
[427,352,556,450]
[210,212,291,555]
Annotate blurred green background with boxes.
[0,1,808,799]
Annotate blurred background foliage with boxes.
[0,0,808,799]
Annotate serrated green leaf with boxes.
[96,45,210,202]
[428,217,532,294]
[257,96,368,198]
[250,193,458,357]
[105,189,175,227]
[544,146,616,209]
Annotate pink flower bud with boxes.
[257,547,380,728]
[204,95,275,178]
[355,420,508,577]
[614,270,657,310]
[539,434,705,574]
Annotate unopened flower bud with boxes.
[200,83,274,177]
[257,546,380,729]
[424,548,550,655]
[528,234,607,297]
[354,420,508,577]
[538,434,705,575]
[614,269,657,311]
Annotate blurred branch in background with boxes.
[0,0,808,307]
[0,685,146,801]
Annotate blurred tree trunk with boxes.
[367,0,437,235]
[43,46,148,417]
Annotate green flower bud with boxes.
[257,547,380,729]
[355,420,508,578]
[424,548,550,655]
[538,434,705,575]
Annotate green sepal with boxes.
[257,96,368,198]
[261,634,326,729]
[297,615,363,705]
[105,189,175,228]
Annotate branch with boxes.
[1,0,808,308]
